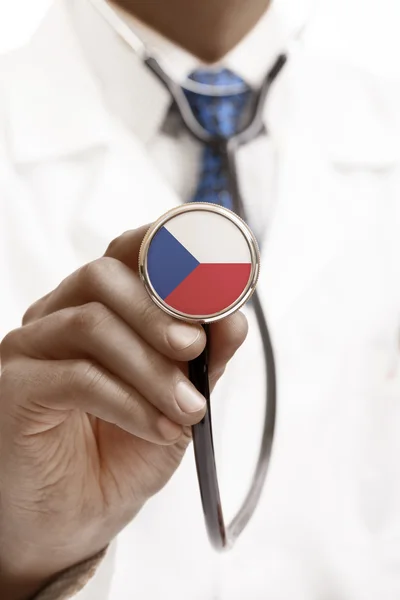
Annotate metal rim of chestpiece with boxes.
[139,203,260,324]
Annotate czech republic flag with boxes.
[142,206,258,320]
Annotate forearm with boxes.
[0,506,62,600]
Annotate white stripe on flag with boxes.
[164,211,251,264]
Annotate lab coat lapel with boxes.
[252,61,345,324]
[256,136,347,324]
[255,51,400,324]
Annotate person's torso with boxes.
[1,5,400,599]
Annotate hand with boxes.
[0,226,247,600]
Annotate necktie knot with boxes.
[184,68,251,138]
[183,68,252,209]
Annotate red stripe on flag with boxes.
[165,263,252,315]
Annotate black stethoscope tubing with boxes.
[145,53,287,550]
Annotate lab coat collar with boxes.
[1,0,312,164]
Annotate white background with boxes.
[0,0,52,53]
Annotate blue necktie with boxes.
[184,69,251,210]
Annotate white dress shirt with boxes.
[1,1,400,599]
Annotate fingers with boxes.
[8,304,207,427]
[1,357,183,445]
[104,226,149,270]
[24,257,206,363]
[2,308,248,448]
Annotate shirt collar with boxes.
[3,0,312,164]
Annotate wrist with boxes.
[0,541,62,600]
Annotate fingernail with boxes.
[175,381,206,413]
[158,416,182,441]
[168,324,201,351]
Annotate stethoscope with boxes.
[89,0,288,550]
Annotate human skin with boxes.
[0,226,247,600]
[113,0,271,62]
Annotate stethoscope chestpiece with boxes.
[139,203,260,325]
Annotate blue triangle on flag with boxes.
[147,227,200,300]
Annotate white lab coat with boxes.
[1,1,400,599]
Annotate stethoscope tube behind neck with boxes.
[144,56,213,142]
[144,53,287,147]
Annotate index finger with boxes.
[25,228,207,361]
[24,226,149,325]
[104,226,150,270]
